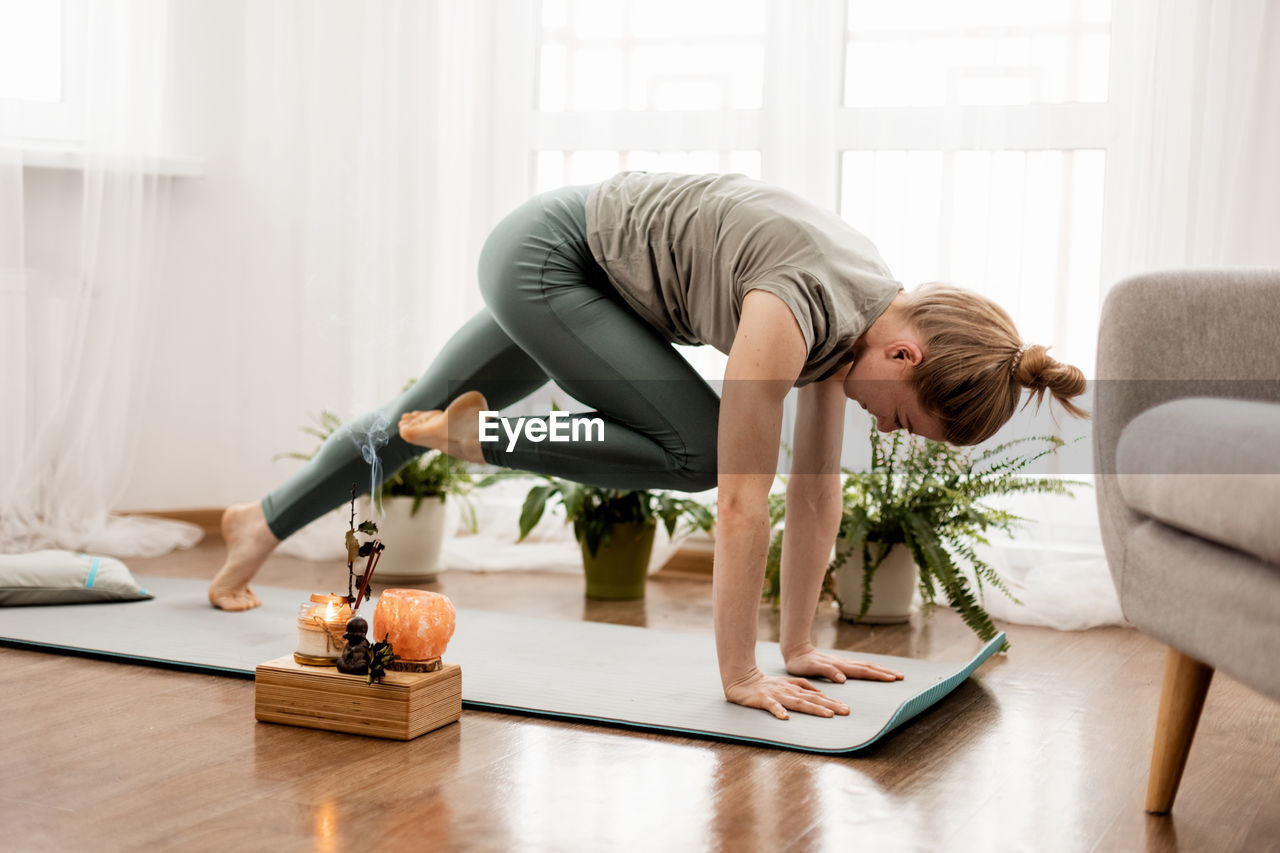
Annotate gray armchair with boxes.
[1095,269,1280,814]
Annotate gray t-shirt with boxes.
[585,171,902,386]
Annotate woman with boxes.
[211,171,1087,720]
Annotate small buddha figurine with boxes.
[335,615,372,675]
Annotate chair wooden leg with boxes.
[1145,647,1215,814]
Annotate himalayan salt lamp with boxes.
[373,589,456,668]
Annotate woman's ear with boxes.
[886,339,924,367]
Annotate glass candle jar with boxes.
[294,593,353,665]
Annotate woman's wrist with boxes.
[780,641,816,663]
[721,664,763,693]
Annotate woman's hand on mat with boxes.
[723,669,850,720]
[784,647,905,684]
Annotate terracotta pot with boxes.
[358,495,447,584]
[579,520,656,601]
[833,540,919,624]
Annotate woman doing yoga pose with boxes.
[210,171,1087,720]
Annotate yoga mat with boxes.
[0,576,1002,754]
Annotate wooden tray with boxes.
[255,655,461,740]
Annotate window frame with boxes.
[491,0,1135,387]
[0,0,86,145]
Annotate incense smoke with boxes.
[348,412,392,517]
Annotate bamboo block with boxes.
[254,655,462,741]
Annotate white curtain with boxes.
[230,1,564,566]
[986,0,1280,630]
[232,1,498,422]
[1107,0,1280,277]
[0,1,526,561]
[0,0,605,571]
[0,0,202,556]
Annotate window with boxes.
[538,0,766,112]
[0,0,83,143]
[0,1,62,103]
[533,0,766,193]
[501,0,1121,402]
[841,149,1105,354]
[843,0,1111,107]
[839,0,1114,373]
[533,0,770,379]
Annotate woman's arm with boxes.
[778,377,846,658]
[773,371,906,686]
[714,290,849,720]
[778,377,905,684]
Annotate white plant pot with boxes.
[833,540,919,624]
[357,495,447,584]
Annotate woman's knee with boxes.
[668,413,718,492]
[670,464,717,493]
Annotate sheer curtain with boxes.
[981,0,1280,630]
[1106,0,1280,275]
[0,1,531,561]
[0,0,618,570]
[233,1,623,569]
[0,0,202,556]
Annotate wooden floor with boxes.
[2,538,1278,853]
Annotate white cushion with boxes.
[0,550,154,605]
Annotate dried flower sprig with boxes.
[344,483,386,612]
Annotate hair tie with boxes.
[1010,343,1032,377]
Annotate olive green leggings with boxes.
[262,184,720,541]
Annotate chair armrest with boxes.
[1093,268,1280,585]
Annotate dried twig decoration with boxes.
[344,482,386,612]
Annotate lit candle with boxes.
[372,589,456,665]
[294,593,353,665]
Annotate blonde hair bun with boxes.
[1015,344,1088,418]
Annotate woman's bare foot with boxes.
[208,501,280,611]
[398,390,489,464]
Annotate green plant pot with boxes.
[579,520,657,600]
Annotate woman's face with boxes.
[842,340,947,442]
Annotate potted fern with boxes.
[764,429,1084,644]
[512,477,715,600]
[279,406,478,583]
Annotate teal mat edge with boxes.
[872,631,1005,743]
[0,637,256,679]
[0,630,1004,755]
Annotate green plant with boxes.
[510,476,715,558]
[763,428,1087,645]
